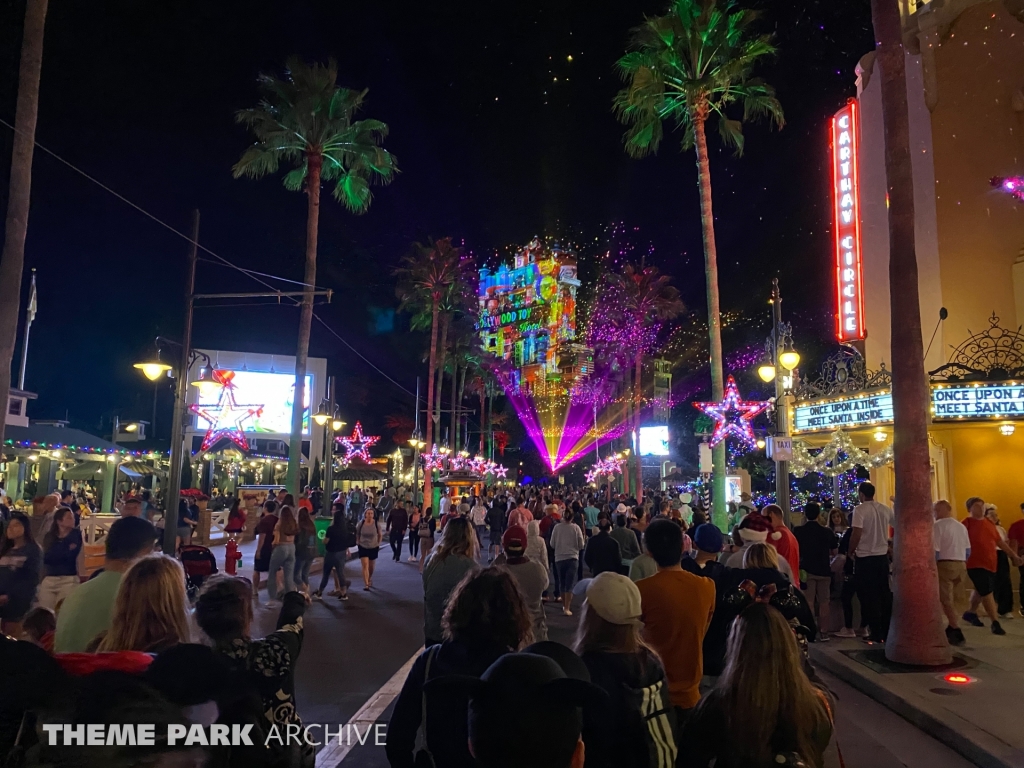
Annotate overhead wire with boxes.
[0,116,417,400]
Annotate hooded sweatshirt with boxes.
[525,520,549,571]
[580,647,677,768]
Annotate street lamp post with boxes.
[758,279,800,525]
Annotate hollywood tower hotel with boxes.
[789,0,1024,519]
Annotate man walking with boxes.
[583,517,621,577]
[1006,504,1024,617]
[793,501,837,641]
[962,496,1022,635]
[849,482,893,643]
[386,500,410,562]
[933,500,970,645]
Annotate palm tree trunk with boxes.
[693,114,727,530]
[0,0,48,459]
[458,365,468,452]
[479,385,486,455]
[423,300,439,506]
[287,153,321,496]
[434,314,449,445]
[871,0,951,666]
[634,354,644,504]
[452,360,460,454]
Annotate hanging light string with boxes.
[790,429,893,478]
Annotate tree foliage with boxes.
[613,0,784,157]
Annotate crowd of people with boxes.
[2,474,1020,767]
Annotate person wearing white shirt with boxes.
[470,497,489,554]
[849,481,894,643]
[933,499,970,646]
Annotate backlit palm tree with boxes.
[234,57,396,495]
[606,265,684,501]
[614,0,783,524]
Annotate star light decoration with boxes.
[992,176,1024,203]
[492,464,508,479]
[693,376,770,448]
[422,445,446,471]
[337,422,379,464]
[189,370,264,452]
[585,454,624,484]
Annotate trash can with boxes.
[314,516,332,557]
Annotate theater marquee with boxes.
[792,383,1024,434]
[831,101,866,343]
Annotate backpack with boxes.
[621,677,678,768]
[418,517,434,539]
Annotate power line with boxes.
[0,116,417,401]
[0,116,320,294]
[313,312,416,398]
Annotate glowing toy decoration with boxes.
[992,176,1024,203]
[337,422,379,464]
[693,376,770,448]
[189,370,264,452]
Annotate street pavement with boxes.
[227,546,976,768]
[813,615,1024,768]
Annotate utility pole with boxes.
[17,268,36,390]
[324,375,336,500]
[163,210,199,555]
[412,376,421,505]
[772,278,791,524]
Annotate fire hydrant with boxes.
[225,538,242,575]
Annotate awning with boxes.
[119,461,166,479]
[335,467,387,481]
[60,462,105,480]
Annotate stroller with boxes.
[179,544,219,600]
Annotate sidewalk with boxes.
[811,617,1024,768]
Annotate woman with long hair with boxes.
[0,513,41,637]
[356,507,384,590]
[38,507,84,611]
[293,507,318,594]
[743,542,781,571]
[315,507,350,601]
[681,603,833,768]
[96,555,190,652]
[225,496,247,541]
[828,508,848,534]
[417,506,437,573]
[387,567,533,768]
[196,575,312,767]
[422,517,478,646]
[267,505,298,605]
[407,503,421,563]
[575,572,677,768]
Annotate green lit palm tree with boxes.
[614,0,783,525]
[234,57,396,495]
[607,264,684,502]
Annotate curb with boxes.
[810,646,1024,768]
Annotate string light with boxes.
[693,376,770,447]
[337,422,379,464]
[789,429,893,477]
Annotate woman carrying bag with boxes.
[357,508,384,590]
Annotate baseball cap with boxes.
[693,523,724,554]
[582,571,642,626]
[502,525,527,554]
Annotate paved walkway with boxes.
[811,615,1024,768]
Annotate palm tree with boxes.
[869,0,951,666]
[0,0,48,459]
[614,0,783,525]
[607,265,684,503]
[234,57,396,496]
[395,238,471,505]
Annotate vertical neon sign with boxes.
[831,100,866,342]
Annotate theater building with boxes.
[791,0,1024,517]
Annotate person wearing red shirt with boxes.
[765,504,801,585]
[962,496,1022,634]
[1005,503,1024,618]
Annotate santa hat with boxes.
[738,514,772,543]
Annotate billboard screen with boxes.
[639,425,670,456]
[193,370,313,435]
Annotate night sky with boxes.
[0,0,874,448]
